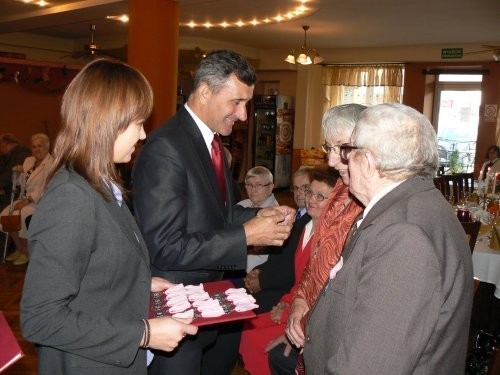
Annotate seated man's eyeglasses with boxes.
[321,143,342,155]
[245,183,271,190]
[304,189,330,202]
[291,184,309,193]
[339,143,360,160]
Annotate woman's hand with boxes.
[151,277,175,292]
[243,269,261,293]
[285,297,309,348]
[270,301,289,324]
[146,317,198,352]
[13,199,30,211]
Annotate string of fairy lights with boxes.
[15,0,315,29]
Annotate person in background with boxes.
[291,166,311,220]
[239,166,338,375]
[479,144,500,180]
[132,49,294,375]
[269,103,366,374]
[21,58,198,375]
[0,134,31,210]
[303,103,473,374]
[0,133,53,265]
[238,166,279,272]
[243,166,312,311]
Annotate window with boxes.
[434,74,482,173]
[322,64,404,112]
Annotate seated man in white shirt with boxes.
[238,166,279,271]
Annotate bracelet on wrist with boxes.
[140,319,151,348]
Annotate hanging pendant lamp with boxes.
[284,25,324,65]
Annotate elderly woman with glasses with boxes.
[239,166,339,375]
[267,103,367,375]
[238,166,279,272]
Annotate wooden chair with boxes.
[433,176,446,197]
[461,220,482,253]
[441,173,474,205]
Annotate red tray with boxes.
[149,280,256,326]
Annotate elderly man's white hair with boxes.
[352,103,439,180]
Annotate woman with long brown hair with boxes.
[20,58,197,375]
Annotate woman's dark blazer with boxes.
[21,168,151,375]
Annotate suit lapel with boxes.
[103,198,150,266]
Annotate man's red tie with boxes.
[211,134,226,202]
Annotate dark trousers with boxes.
[268,343,300,375]
[148,329,215,375]
[201,321,244,375]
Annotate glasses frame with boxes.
[291,184,309,193]
[339,143,360,160]
[304,188,330,202]
[321,143,342,155]
[244,182,272,190]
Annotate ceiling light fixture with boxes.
[493,51,500,62]
[106,14,129,23]
[16,0,49,6]
[105,1,316,29]
[178,0,315,28]
[284,25,324,65]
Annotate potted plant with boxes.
[449,150,461,174]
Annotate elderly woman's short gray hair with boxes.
[31,133,50,150]
[352,103,439,180]
[322,103,367,140]
[245,166,273,185]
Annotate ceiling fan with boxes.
[463,45,500,62]
[70,24,127,61]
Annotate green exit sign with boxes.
[441,48,463,59]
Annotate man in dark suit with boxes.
[302,103,473,374]
[132,50,294,375]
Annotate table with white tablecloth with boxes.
[472,234,500,298]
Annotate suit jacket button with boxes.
[306,336,310,343]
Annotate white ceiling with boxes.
[0,0,499,59]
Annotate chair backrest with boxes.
[433,176,446,197]
[461,220,482,253]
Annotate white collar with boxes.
[362,180,405,222]
[185,103,215,154]
[105,179,122,207]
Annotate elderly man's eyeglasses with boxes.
[245,183,271,190]
[304,189,330,202]
[339,143,360,160]
[291,184,309,193]
[321,143,342,155]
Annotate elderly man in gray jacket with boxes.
[303,103,473,375]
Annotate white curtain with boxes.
[322,64,404,113]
